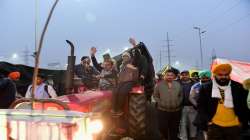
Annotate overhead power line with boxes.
[172,0,242,40]
[212,13,250,33]
[172,0,227,40]
[203,0,242,29]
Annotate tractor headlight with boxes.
[87,119,103,134]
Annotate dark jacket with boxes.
[135,42,155,100]
[197,80,250,130]
[91,55,103,72]
[132,49,148,79]
[136,42,155,79]
[0,78,16,108]
[74,64,100,89]
[180,80,195,106]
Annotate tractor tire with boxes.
[128,93,147,139]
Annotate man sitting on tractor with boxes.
[97,59,118,90]
[74,56,100,89]
[90,47,117,72]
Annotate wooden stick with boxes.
[31,0,60,109]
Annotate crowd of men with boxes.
[73,38,250,140]
[154,64,250,140]
[0,38,250,140]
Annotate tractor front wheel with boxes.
[128,93,146,139]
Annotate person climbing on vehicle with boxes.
[129,37,155,101]
[25,73,57,99]
[74,56,100,89]
[111,52,138,115]
[131,47,148,85]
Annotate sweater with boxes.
[153,80,183,112]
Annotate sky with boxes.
[0,0,250,71]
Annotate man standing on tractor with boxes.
[74,56,100,89]
[129,37,155,101]
[153,69,183,140]
[131,47,148,84]
[111,52,138,115]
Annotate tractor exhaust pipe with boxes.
[65,40,76,94]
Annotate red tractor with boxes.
[62,40,148,139]
[55,81,147,139]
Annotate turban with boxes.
[191,71,199,78]
[212,63,232,75]
[8,71,20,80]
[198,70,211,78]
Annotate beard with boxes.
[215,77,230,86]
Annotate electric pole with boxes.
[212,48,217,61]
[194,26,206,69]
[22,47,30,65]
[159,51,162,69]
[162,32,175,66]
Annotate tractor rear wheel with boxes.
[128,93,146,139]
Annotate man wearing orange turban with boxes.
[212,64,232,77]
[8,71,21,81]
[197,63,250,140]
[8,71,22,98]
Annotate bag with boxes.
[29,84,52,98]
[118,64,139,83]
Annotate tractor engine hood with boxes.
[56,90,112,113]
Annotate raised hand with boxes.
[129,37,137,47]
[90,47,97,56]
